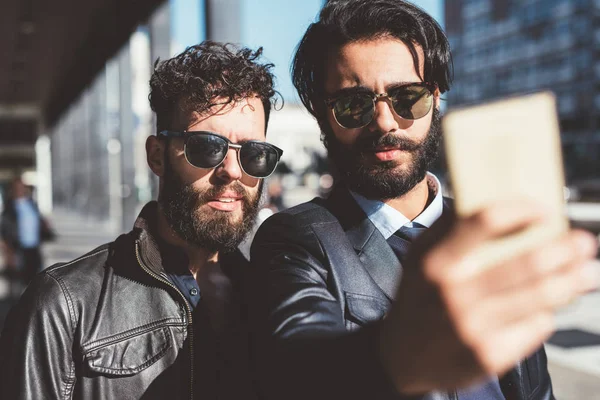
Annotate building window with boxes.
[559,94,576,115]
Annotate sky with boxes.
[241,0,325,104]
[171,0,444,104]
[170,0,205,55]
[415,0,444,25]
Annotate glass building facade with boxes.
[49,18,162,231]
[446,0,600,181]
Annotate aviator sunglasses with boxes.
[326,82,436,129]
[158,130,283,178]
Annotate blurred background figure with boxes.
[264,176,284,213]
[0,176,54,288]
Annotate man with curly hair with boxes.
[249,1,598,399]
[0,41,282,400]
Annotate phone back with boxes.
[443,91,568,269]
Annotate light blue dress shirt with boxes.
[15,198,41,249]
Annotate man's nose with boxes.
[214,149,243,182]
[368,98,401,135]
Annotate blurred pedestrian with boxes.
[0,177,53,286]
[0,42,282,400]
[265,175,284,212]
[249,1,599,399]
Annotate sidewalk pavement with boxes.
[1,208,599,398]
[546,291,600,399]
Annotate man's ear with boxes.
[146,135,166,177]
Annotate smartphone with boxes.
[443,91,569,270]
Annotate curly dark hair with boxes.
[292,0,453,125]
[149,41,280,132]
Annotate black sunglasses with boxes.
[158,130,283,178]
[326,82,435,129]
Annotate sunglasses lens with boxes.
[239,142,279,178]
[390,84,433,120]
[185,133,228,168]
[332,94,374,129]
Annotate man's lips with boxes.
[371,147,403,161]
[206,192,243,212]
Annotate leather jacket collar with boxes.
[132,201,199,280]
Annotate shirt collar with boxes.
[350,172,444,239]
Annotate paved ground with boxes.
[548,362,600,400]
[545,291,600,399]
[1,208,599,399]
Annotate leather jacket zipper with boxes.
[135,240,195,400]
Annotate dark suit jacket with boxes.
[249,185,555,400]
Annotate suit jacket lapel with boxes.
[324,186,402,301]
[323,187,456,302]
[357,226,402,300]
[442,196,454,218]
[358,195,455,300]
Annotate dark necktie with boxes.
[386,223,427,262]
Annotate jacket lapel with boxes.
[323,189,456,302]
[324,187,402,301]
[441,196,455,218]
[353,222,402,301]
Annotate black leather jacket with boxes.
[0,202,253,400]
[249,187,555,400]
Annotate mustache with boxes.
[356,133,422,153]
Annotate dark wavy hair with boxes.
[149,41,280,132]
[292,0,453,124]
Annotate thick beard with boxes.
[159,160,263,254]
[324,108,442,200]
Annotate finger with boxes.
[454,230,597,301]
[473,311,555,376]
[430,199,551,271]
[461,259,600,334]
[461,197,550,238]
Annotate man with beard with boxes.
[0,41,283,400]
[249,1,599,400]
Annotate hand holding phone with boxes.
[379,93,598,395]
